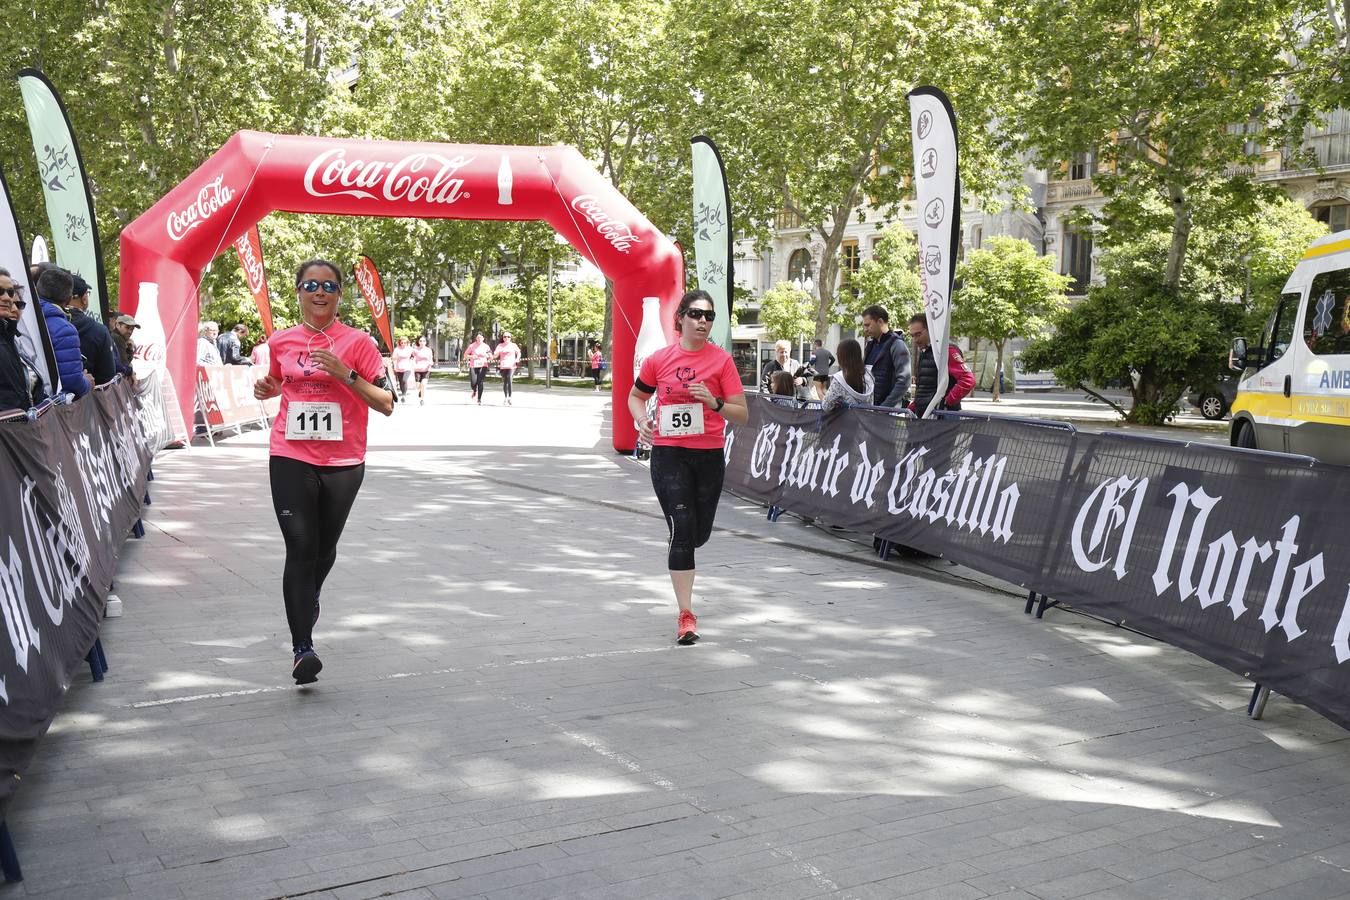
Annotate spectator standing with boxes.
[217,323,251,365]
[860,304,911,408]
[197,321,222,365]
[66,274,118,385]
[907,314,975,415]
[760,340,803,395]
[0,272,34,410]
[36,264,90,399]
[250,337,270,368]
[821,338,874,411]
[589,341,605,391]
[0,268,46,402]
[111,314,139,370]
[391,337,414,403]
[809,338,835,401]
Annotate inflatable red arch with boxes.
[119,131,684,452]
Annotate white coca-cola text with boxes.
[303,149,473,205]
[166,176,235,241]
[571,195,642,254]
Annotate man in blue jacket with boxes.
[35,264,91,399]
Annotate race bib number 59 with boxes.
[659,402,704,437]
[286,401,343,441]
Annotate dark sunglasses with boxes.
[300,279,341,294]
[0,286,17,297]
[683,308,716,322]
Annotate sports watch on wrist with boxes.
[713,397,725,412]
[345,368,358,385]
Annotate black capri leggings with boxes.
[472,367,487,400]
[501,369,513,398]
[649,445,725,571]
[270,456,365,648]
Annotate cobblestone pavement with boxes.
[10,383,1350,899]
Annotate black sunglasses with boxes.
[300,279,341,294]
[683,308,716,322]
[0,287,17,297]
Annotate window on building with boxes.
[1069,151,1096,181]
[1062,230,1093,294]
[775,207,804,230]
[788,248,813,288]
[1312,201,1350,235]
[1305,273,1350,356]
[840,241,860,297]
[970,225,983,250]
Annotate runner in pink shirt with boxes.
[391,337,414,404]
[589,342,605,392]
[463,331,490,404]
[628,290,748,645]
[493,331,521,406]
[253,260,395,685]
[412,336,434,405]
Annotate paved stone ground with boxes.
[9,381,1350,899]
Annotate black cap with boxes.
[71,274,89,297]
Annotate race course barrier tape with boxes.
[724,397,1350,730]
[0,376,169,817]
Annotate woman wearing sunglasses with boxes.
[253,260,396,685]
[628,290,748,645]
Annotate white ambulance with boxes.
[1230,230,1350,463]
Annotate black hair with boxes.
[836,338,865,393]
[36,265,74,304]
[674,289,714,330]
[295,259,343,288]
[861,304,889,323]
[908,313,928,329]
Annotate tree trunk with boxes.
[1164,185,1191,290]
[993,341,1005,402]
[459,249,491,349]
[524,286,535,379]
[812,212,852,339]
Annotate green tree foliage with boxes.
[758,283,816,342]
[1007,0,1326,290]
[849,222,922,326]
[1022,196,1325,423]
[671,0,1021,339]
[952,237,1071,400]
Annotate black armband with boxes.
[634,377,656,394]
[372,375,391,391]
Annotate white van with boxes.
[1229,230,1350,463]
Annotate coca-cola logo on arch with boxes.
[303,148,474,205]
[571,195,643,254]
[167,176,235,241]
[354,262,385,317]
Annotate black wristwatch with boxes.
[713,397,725,412]
[345,368,358,385]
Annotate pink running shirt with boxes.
[494,341,521,370]
[413,346,434,372]
[636,341,743,449]
[267,320,386,466]
[392,345,415,372]
[465,340,490,368]
[590,349,603,370]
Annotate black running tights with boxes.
[269,456,365,648]
[649,445,725,571]
[501,369,513,398]
[472,367,487,400]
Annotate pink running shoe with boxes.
[677,610,699,645]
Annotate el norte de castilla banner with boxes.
[725,398,1350,730]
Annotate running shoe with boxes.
[677,610,699,645]
[293,644,323,684]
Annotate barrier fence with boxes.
[0,375,168,821]
[724,397,1350,731]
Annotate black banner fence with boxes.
[725,398,1350,730]
[0,376,166,818]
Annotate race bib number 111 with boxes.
[286,401,343,441]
